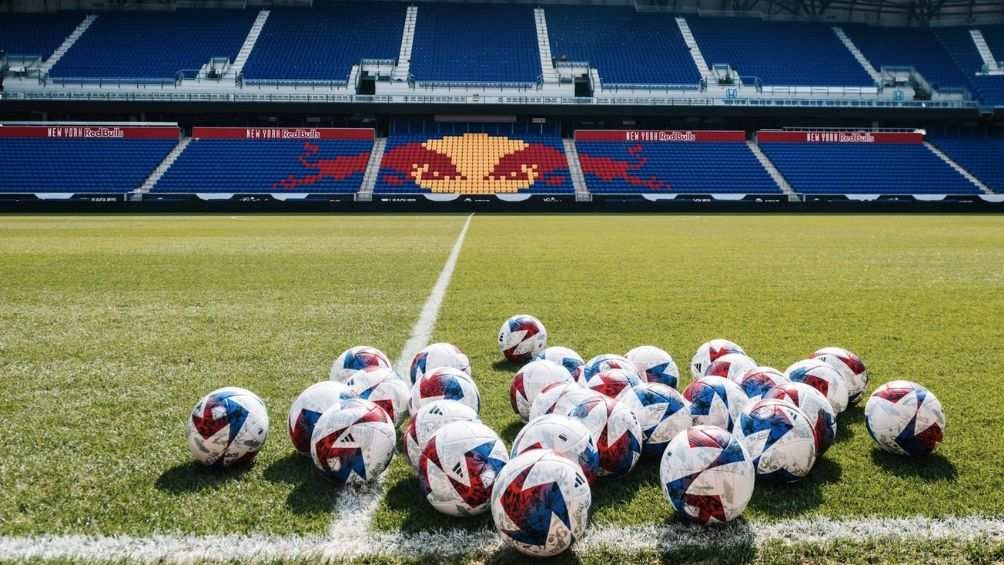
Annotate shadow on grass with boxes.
[589,456,662,513]
[835,403,864,444]
[492,360,520,373]
[382,473,493,534]
[154,460,253,494]
[748,456,842,517]
[870,450,957,481]
[262,452,340,515]
[500,420,524,444]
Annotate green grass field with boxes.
[2,214,1003,562]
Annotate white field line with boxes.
[4,516,1004,561]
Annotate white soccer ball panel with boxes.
[287,381,353,455]
[188,387,269,467]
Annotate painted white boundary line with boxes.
[3,516,1004,561]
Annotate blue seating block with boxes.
[930,136,1004,192]
[843,24,969,90]
[0,13,83,60]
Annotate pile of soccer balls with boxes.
[185,314,946,558]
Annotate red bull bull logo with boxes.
[578,144,669,191]
[380,133,569,194]
[272,142,370,191]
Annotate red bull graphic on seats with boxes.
[271,142,370,190]
[377,133,572,194]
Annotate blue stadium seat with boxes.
[242,4,404,84]
[843,24,969,90]
[930,136,1004,192]
[760,142,979,194]
[0,12,83,60]
[409,3,539,85]
[979,24,1004,58]
[154,139,372,193]
[545,6,700,86]
[0,138,175,193]
[576,140,779,194]
[48,10,256,80]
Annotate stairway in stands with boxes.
[39,14,97,76]
[534,8,559,84]
[746,140,798,200]
[139,137,192,195]
[227,10,270,79]
[357,137,387,201]
[833,26,882,84]
[923,142,993,194]
[392,6,418,81]
[970,29,1002,74]
[675,17,711,80]
[563,139,591,201]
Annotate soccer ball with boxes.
[330,346,392,382]
[491,449,591,557]
[659,425,755,524]
[511,414,600,484]
[188,387,269,467]
[618,383,691,458]
[865,381,945,456]
[704,352,758,383]
[288,381,354,455]
[737,367,789,402]
[510,359,575,422]
[568,395,642,477]
[581,353,642,384]
[546,386,605,421]
[498,314,548,363]
[410,366,481,416]
[536,346,585,381]
[765,382,838,456]
[409,342,471,385]
[683,376,750,432]
[405,400,480,468]
[735,399,817,481]
[346,368,411,425]
[625,345,680,389]
[812,347,869,405]
[690,339,746,379]
[582,367,642,399]
[310,398,396,485]
[418,420,509,516]
[529,381,582,422]
[785,360,849,414]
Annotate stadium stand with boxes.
[929,136,1004,192]
[409,3,540,85]
[574,131,779,194]
[842,24,970,90]
[48,10,256,80]
[241,4,405,84]
[0,125,177,194]
[153,128,373,194]
[932,26,1004,107]
[375,123,572,194]
[544,6,700,86]
[759,130,980,195]
[0,12,83,61]
[687,17,873,87]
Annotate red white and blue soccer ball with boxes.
[310,397,396,485]
[690,339,746,379]
[583,367,642,399]
[419,420,509,516]
[498,314,548,364]
[529,381,582,422]
[535,385,605,422]
[510,359,575,422]
[346,367,411,425]
[287,381,354,455]
[625,345,680,389]
[734,399,817,482]
[738,367,789,402]
[491,449,592,557]
[765,382,838,456]
[568,395,642,477]
[535,346,585,381]
[683,376,751,432]
[618,383,691,458]
[785,359,849,414]
[812,346,869,405]
[705,352,758,384]
[865,380,945,457]
[404,399,480,468]
[188,387,269,467]
[511,414,601,484]
[409,342,471,385]
[581,353,642,385]
[330,345,392,383]
[660,426,755,524]
[410,366,481,417]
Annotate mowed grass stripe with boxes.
[0,214,468,536]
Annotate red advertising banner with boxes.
[756,130,924,144]
[192,127,375,141]
[0,125,179,139]
[575,130,747,142]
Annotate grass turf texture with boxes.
[2,214,1003,557]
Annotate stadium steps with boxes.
[392,6,418,81]
[923,141,993,194]
[39,14,97,76]
[563,139,592,202]
[139,136,191,195]
[534,8,559,84]
[675,17,711,79]
[747,140,798,200]
[833,26,881,84]
[357,137,387,202]
[970,29,1002,73]
[228,9,270,79]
